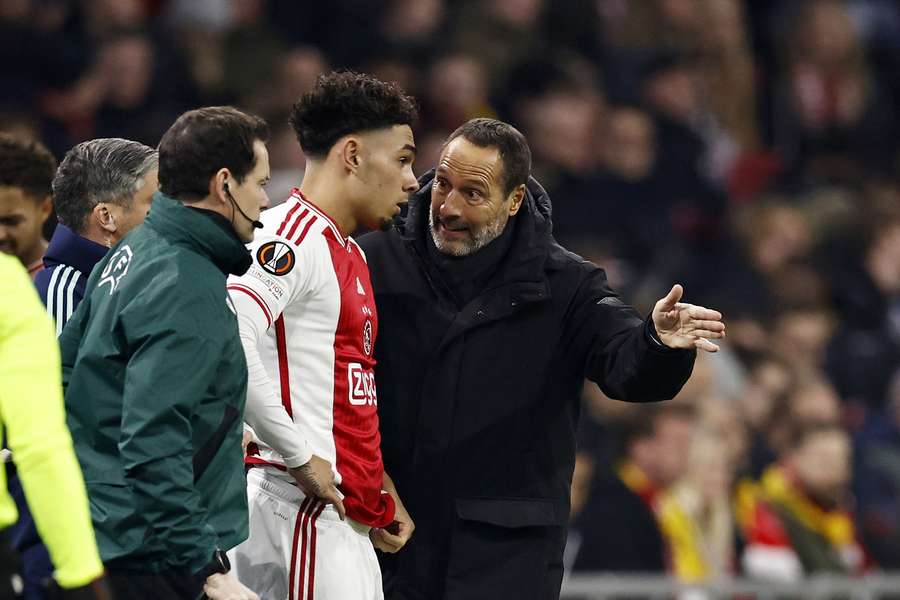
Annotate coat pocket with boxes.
[447,498,567,600]
[455,497,567,528]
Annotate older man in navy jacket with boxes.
[359,118,725,600]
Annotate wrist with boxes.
[195,548,230,582]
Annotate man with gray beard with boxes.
[358,118,726,600]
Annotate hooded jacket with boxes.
[59,192,252,577]
[358,172,696,600]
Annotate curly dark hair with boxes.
[289,71,417,158]
[158,106,269,201]
[0,134,57,200]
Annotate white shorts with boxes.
[229,469,383,600]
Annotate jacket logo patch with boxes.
[257,241,294,276]
[363,319,373,356]
[97,245,133,295]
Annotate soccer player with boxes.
[0,135,55,278]
[227,72,418,600]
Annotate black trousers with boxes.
[105,568,203,600]
[1,528,19,600]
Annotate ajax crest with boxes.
[363,319,373,356]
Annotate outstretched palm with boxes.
[651,284,725,353]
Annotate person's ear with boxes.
[507,184,526,216]
[39,195,52,222]
[209,168,230,203]
[340,138,361,173]
[93,203,117,247]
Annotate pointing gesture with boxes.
[651,284,725,353]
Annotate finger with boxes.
[657,284,683,311]
[371,529,403,553]
[691,329,726,339]
[695,338,719,352]
[687,305,723,321]
[690,320,725,332]
[328,489,346,521]
[376,528,406,548]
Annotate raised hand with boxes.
[651,284,725,353]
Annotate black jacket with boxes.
[358,172,696,600]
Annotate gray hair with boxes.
[52,138,158,233]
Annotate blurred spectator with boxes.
[736,425,869,579]
[422,52,495,132]
[854,374,900,568]
[452,0,546,93]
[773,0,897,179]
[570,404,696,574]
[378,0,446,59]
[92,31,190,145]
[695,0,763,184]
[662,429,737,581]
[827,216,900,414]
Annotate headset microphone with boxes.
[224,181,263,229]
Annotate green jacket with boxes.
[60,192,252,573]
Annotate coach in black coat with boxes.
[358,119,725,600]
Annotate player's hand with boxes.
[203,573,259,600]
[370,490,415,553]
[651,284,725,353]
[289,455,346,520]
[241,428,252,457]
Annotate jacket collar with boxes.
[400,169,555,290]
[42,223,108,275]
[143,192,252,276]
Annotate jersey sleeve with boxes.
[227,230,321,469]
[227,231,315,327]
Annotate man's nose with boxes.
[403,171,420,194]
[439,192,462,220]
[260,193,270,210]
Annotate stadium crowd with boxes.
[2,0,900,588]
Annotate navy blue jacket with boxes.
[33,224,107,332]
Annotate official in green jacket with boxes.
[59,107,269,600]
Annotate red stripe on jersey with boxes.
[289,497,313,600]
[285,208,311,241]
[295,214,318,245]
[305,502,326,600]
[275,316,293,418]
[294,190,345,246]
[277,201,302,237]
[227,284,273,327]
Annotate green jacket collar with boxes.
[144,192,252,276]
